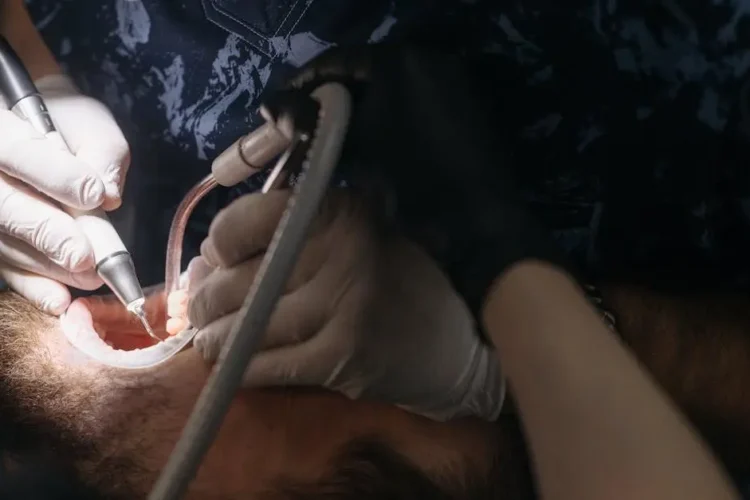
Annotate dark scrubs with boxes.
[24,0,420,285]
[25,1,750,292]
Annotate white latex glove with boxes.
[179,189,505,422]
[0,74,130,314]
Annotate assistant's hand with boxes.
[176,189,504,422]
[279,45,569,334]
[0,74,130,314]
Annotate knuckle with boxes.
[104,135,131,174]
[34,222,87,270]
[29,217,53,252]
[200,238,226,269]
[0,186,22,225]
[74,175,103,205]
[207,240,232,269]
[31,219,63,262]
[188,288,213,329]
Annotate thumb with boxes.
[193,291,332,387]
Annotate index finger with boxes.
[0,112,105,209]
[201,190,291,268]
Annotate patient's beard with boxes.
[0,292,196,498]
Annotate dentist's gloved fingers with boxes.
[193,286,328,364]
[0,262,71,314]
[0,235,102,290]
[189,242,324,329]
[193,313,233,362]
[0,174,95,271]
[188,258,262,329]
[259,282,328,350]
[0,111,106,210]
[238,331,340,388]
[202,190,291,268]
[186,256,215,288]
[36,75,131,211]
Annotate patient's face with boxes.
[0,291,519,499]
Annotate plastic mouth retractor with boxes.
[60,317,198,369]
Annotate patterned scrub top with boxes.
[24,0,750,293]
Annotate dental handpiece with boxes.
[0,36,156,339]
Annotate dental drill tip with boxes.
[137,311,160,342]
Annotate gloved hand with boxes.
[276,45,571,339]
[0,74,130,314]
[177,189,505,422]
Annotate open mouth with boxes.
[70,291,168,350]
[60,288,197,369]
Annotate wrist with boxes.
[1,0,61,80]
[35,74,80,96]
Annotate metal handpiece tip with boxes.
[137,312,160,342]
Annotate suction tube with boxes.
[165,175,219,295]
[148,83,352,500]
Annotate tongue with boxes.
[68,292,169,351]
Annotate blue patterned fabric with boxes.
[467,1,750,293]
[25,0,416,285]
[25,0,750,291]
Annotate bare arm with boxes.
[0,0,60,79]
[483,260,739,500]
